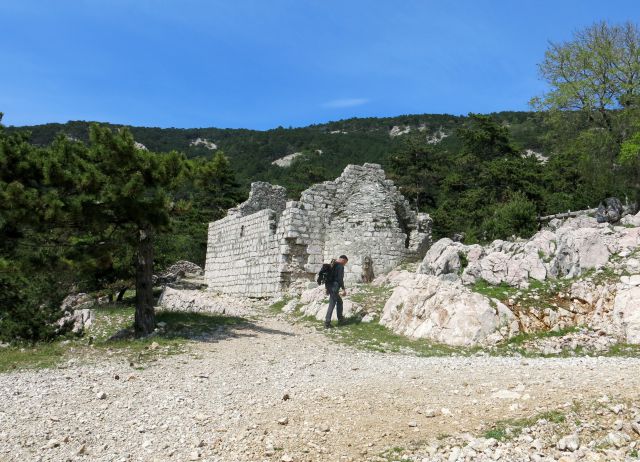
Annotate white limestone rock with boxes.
[612,286,640,343]
[446,215,640,289]
[57,308,95,334]
[418,238,483,277]
[620,211,640,227]
[157,287,252,317]
[379,271,517,346]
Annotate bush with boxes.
[482,192,538,240]
[0,271,67,344]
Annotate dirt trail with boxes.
[2,313,640,461]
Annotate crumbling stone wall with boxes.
[205,163,432,296]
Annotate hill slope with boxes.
[7,111,546,196]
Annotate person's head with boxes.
[338,255,349,265]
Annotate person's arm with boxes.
[338,265,345,290]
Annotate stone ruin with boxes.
[205,163,432,297]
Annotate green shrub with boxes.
[482,192,538,240]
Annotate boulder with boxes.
[596,197,624,224]
[157,287,250,316]
[60,293,95,312]
[620,211,640,227]
[418,238,483,278]
[379,271,517,346]
[57,308,95,334]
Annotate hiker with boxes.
[324,255,348,328]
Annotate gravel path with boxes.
[2,313,640,461]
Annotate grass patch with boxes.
[269,296,292,314]
[0,343,67,372]
[0,303,247,372]
[602,343,640,357]
[379,446,405,461]
[323,316,470,357]
[482,410,566,441]
[348,284,394,313]
[472,280,519,300]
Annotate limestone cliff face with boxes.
[204,163,432,297]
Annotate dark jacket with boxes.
[330,262,345,290]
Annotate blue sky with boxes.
[1,0,639,129]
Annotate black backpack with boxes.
[317,260,336,285]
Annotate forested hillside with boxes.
[7,111,544,196]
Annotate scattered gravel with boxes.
[2,314,640,461]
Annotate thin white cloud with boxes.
[322,98,369,108]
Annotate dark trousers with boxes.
[325,283,344,324]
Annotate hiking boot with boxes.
[324,322,333,329]
[337,317,346,326]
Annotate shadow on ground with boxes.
[107,310,295,344]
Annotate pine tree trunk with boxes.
[134,226,155,337]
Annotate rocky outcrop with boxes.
[381,213,640,346]
[613,282,640,343]
[272,150,323,167]
[57,292,108,334]
[379,271,517,346]
[189,138,217,150]
[419,214,640,288]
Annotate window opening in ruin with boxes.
[240,225,245,237]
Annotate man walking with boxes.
[325,255,348,328]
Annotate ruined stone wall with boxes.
[205,163,432,296]
[204,209,282,297]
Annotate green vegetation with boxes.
[348,284,394,313]
[0,302,246,372]
[1,117,240,341]
[483,410,566,441]
[268,297,292,314]
[379,446,406,461]
[320,316,467,357]
[0,343,67,372]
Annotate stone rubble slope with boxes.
[381,213,640,347]
[3,314,640,462]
